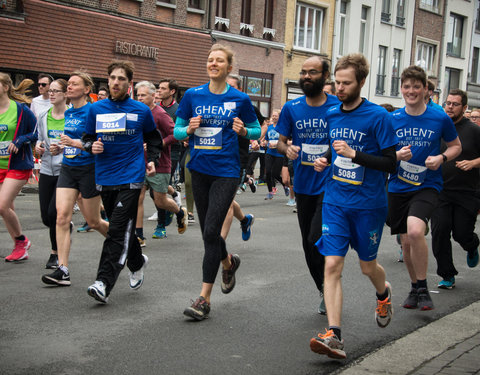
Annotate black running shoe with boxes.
[248,177,256,193]
[417,288,434,311]
[45,254,58,269]
[184,296,210,321]
[402,288,418,309]
[42,268,71,286]
[221,254,241,294]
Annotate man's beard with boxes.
[300,76,325,98]
[450,113,463,123]
[339,85,362,106]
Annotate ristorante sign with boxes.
[115,41,160,61]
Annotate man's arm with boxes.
[352,146,397,174]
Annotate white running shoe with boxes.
[129,254,148,290]
[147,212,158,221]
[87,280,108,303]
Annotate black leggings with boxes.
[38,173,58,251]
[191,170,238,284]
[247,151,266,179]
[265,154,284,192]
[296,193,325,292]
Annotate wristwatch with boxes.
[442,154,448,163]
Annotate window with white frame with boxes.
[420,0,440,14]
[294,2,324,51]
[359,6,369,54]
[471,47,479,83]
[416,41,436,76]
[338,1,347,56]
[391,49,402,96]
[381,0,391,22]
[447,13,464,57]
[444,67,461,96]
[240,0,252,36]
[396,0,405,26]
[188,0,204,10]
[376,46,387,95]
[476,6,480,33]
[215,0,228,32]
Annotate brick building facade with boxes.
[1,0,285,115]
[0,0,212,93]
[410,0,445,103]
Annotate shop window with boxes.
[239,70,273,118]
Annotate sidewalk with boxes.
[337,301,480,375]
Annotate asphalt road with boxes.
[1,185,479,375]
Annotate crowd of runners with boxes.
[1,44,479,360]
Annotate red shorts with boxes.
[0,169,32,184]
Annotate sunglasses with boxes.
[38,83,48,87]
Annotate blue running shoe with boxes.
[438,277,455,289]
[241,214,254,241]
[467,248,479,268]
[152,225,167,239]
[77,222,93,233]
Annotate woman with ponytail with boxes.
[0,72,38,262]
[35,79,69,269]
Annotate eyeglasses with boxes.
[471,116,480,120]
[299,70,321,77]
[445,101,462,107]
[48,89,64,94]
[38,83,48,87]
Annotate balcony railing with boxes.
[376,75,386,95]
[391,77,400,96]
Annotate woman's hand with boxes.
[187,116,202,135]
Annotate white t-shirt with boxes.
[30,95,52,118]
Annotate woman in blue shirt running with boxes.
[174,44,261,321]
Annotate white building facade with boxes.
[332,0,415,107]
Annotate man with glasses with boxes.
[31,73,54,118]
[97,87,108,101]
[276,56,339,315]
[470,108,480,126]
[388,66,461,312]
[431,89,480,290]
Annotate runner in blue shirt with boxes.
[309,54,397,360]
[82,60,163,303]
[263,109,289,199]
[276,56,340,315]
[42,71,109,287]
[174,44,261,321]
[388,66,461,312]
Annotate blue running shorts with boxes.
[316,203,387,261]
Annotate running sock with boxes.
[417,279,427,289]
[176,207,184,220]
[240,216,249,225]
[330,326,342,341]
[172,191,178,199]
[59,265,69,275]
[376,288,389,301]
[411,282,418,290]
[136,228,144,239]
[15,235,26,241]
